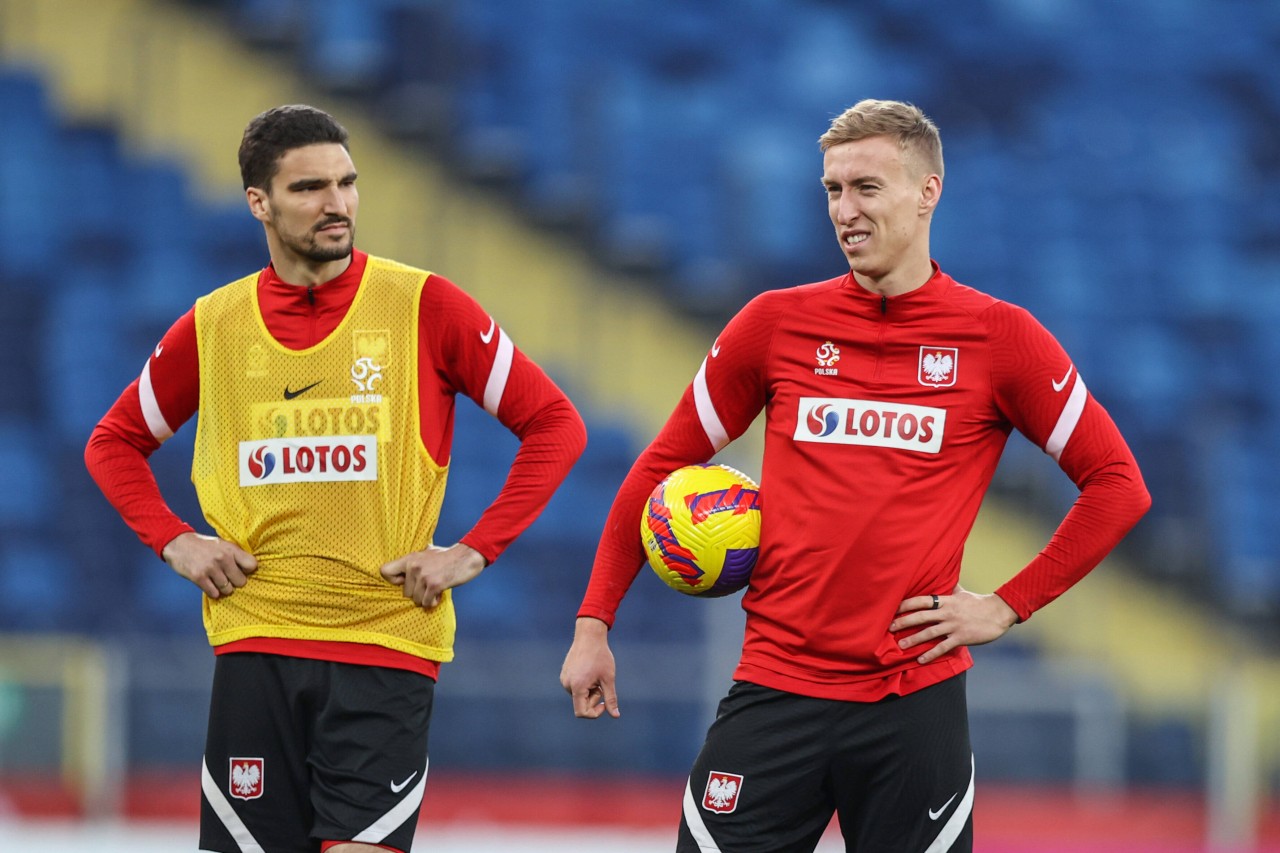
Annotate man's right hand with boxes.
[560,616,621,719]
[161,532,258,600]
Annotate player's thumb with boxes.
[602,681,621,718]
[235,548,259,574]
[379,560,406,585]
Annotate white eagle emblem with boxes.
[918,346,958,387]
[229,758,264,800]
[702,771,744,814]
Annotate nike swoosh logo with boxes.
[390,771,418,793]
[928,791,958,820]
[154,344,164,358]
[1051,365,1074,393]
[283,380,323,400]
[480,316,496,344]
[711,342,721,357]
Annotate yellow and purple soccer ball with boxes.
[641,464,762,597]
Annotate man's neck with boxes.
[269,253,353,288]
[850,254,935,298]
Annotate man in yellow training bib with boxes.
[87,104,586,853]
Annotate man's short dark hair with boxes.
[238,104,350,191]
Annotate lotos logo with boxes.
[238,436,378,486]
[247,446,276,479]
[794,397,946,454]
[806,403,840,437]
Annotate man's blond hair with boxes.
[818,99,944,180]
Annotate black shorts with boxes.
[198,653,435,853]
[678,675,973,853]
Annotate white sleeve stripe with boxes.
[482,328,514,416]
[693,358,730,451]
[1045,375,1088,462]
[139,360,174,442]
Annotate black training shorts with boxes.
[678,674,973,853]
[198,652,434,853]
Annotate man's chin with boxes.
[303,242,354,264]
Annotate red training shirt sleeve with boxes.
[576,293,777,627]
[984,303,1152,620]
[84,309,202,557]
[420,274,586,564]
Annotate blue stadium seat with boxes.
[0,287,46,418]
[1205,431,1280,593]
[43,265,133,444]
[57,124,132,262]
[0,538,75,630]
[0,70,62,279]
[8,0,1280,636]
[0,420,54,529]
[300,0,394,93]
[133,557,210,636]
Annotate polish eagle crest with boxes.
[230,758,264,800]
[703,771,744,814]
[918,346,959,387]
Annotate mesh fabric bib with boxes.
[192,256,453,661]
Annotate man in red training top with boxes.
[561,99,1150,852]
[87,105,586,853]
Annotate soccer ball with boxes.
[640,463,762,597]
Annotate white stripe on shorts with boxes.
[353,757,430,843]
[201,757,265,853]
[681,777,722,852]
[923,753,975,853]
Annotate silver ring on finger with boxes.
[931,594,940,610]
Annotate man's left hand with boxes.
[889,584,1019,664]
[380,543,487,608]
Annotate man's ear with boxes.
[246,186,271,224]
[919,173,942,216]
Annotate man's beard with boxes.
[279,215,355,263]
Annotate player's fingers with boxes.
[571,688,595,718]
[896,621,946,650]
[572,686,603,719]
[916,638,956,665]
[895,595,938,615]
[888,609,941,633]
[222,562,252,589]
[206,573,236,599]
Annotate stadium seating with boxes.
[191,0,1280,625]
[4,0,1276,784]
